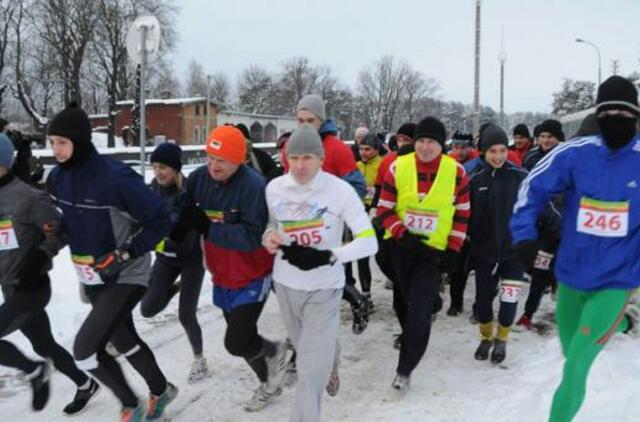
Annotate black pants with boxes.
[0,280,88,386]
[345,257,372,293]
[392,246,443,376]
[475,259,524,326]
[375,237,396,284]
[223,301,270,383]
[141,259,205,356]
[449,243,471,309]
[524,268,555,318]
[74,283,167,408]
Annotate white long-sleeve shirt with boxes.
[264,170,378,291]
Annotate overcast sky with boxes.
[171,0,640,114]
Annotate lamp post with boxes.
[205,74,211,143]
[575,38,601,86]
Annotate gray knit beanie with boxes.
[296,95,326,121]
[0,133,14,170]
[286,125,325,158]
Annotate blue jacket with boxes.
[510,135,640,291]
[48,153,171,285]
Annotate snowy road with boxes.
[1,248,639,421]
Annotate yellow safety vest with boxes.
[357,155,382,206]
[385,153,457,251]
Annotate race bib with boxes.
[534,250,554,271]
[281,217,325,246]
[72,255,104,285]
[0,219,19,251]
[499,280,523,303]
[404,207,438,236]
[577,197,628,238]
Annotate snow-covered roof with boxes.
[116,97,215,107]
[218,110,296,120]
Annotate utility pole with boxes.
[499,26,506,129]
[473,0,481,136]
[611,60,620,75]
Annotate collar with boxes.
[282,170,325,191]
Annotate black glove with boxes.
[514,240,539,270]
[280,243,334,271]
[168,221,191,243]
[397,231,426,250]
[18,249,51,281]
[179,204,211,235]
[92,249,131,278]
[439,249,459,274]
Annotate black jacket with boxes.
[469,160,528,263]
[150,178,203,267]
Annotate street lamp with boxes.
[575,38,601,86]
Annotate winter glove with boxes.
[514,240,539,270]
[92,249,131,278]
[396,231,427,251]
[280,243,334,271]
[179,204,210,235]
[439,249,459,274]
[18,249,51,284]
[168,221,191,243]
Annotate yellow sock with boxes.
[496,324,511,342]
[479,322,494,341]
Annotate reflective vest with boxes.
[386,153,457,251]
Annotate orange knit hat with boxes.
[205,126,247,165]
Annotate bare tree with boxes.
[357,55,407,132]
[237,65,273,114]
[209,71,231,110]
[184,58,207,96]
[400,69,439,123]
[151,57,181,98]
[0,0,16,113]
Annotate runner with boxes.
[0,133,99,414]
[171,125,287,412]
[510,76,640,422]
[263,125,377,421]
[510,124,533,165]
[46,103,177,422]
[140,143,208,384]
[377,116,469,393]
[468,124,528,363]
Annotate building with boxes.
[88,98,297,145]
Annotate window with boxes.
[194,126,201,145]
[195,105,200,115]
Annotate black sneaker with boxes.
[447,304,462,316]
[352,300,369,335]
[27,360,51,411]
[491,340,507,364]
[474,340,493,361]
[63,378,100,415]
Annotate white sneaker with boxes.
[391,374,410,396]
[188,357,210,384]
[243,383,282,412]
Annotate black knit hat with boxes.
[596,75,640,117]
[513,124,531,139]
[414,117,446,148]
[48,102,95,167]
[451,131,474,147]
[235,123,251,140]
[538,119,565,143]
[360,133,381,150]
[396,122,416,140]
[151,143,182,172]
[479,124,508,153]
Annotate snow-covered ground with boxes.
[1,249,639,421]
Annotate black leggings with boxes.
[524,268,555,318]
[0,281,88,386]
[345,257,372,293]
[141,259,205,356]
[74,283,167,408]
[223,301,269,383]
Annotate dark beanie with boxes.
[151,143,182,172]
[575,113,600,138]
[596,75,640,117]
[414,117,446,148]
[235,123,251,140]
[396,122,416,140]
[451,131,474,147]
[538,119,565,143]
[360,133,381,150]
[479,124,508,153]
[513,124,531,139]
[48,102,94,166]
